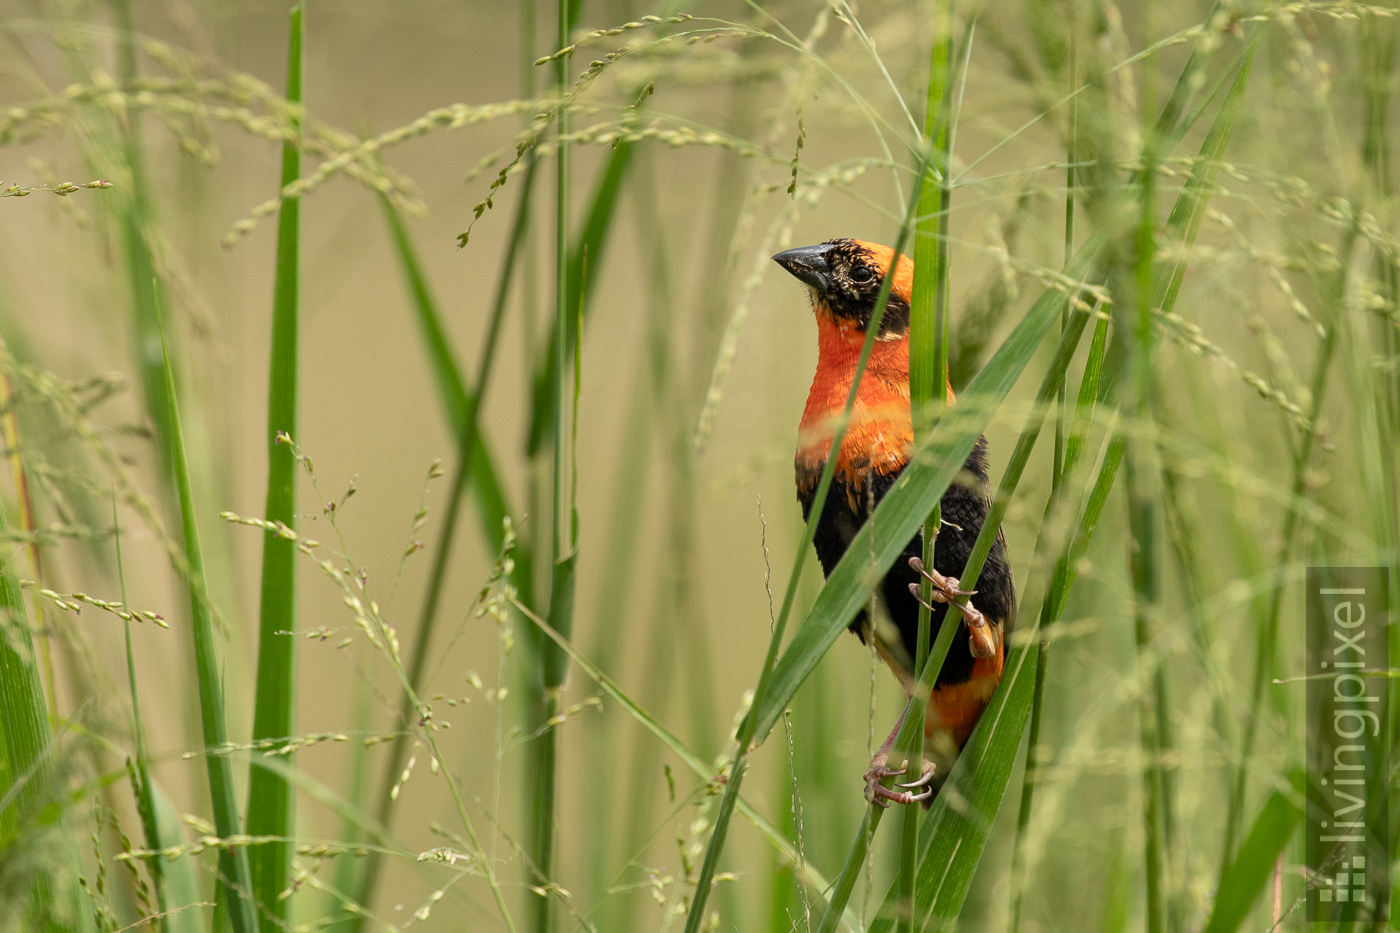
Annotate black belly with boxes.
[796,435,1016,689]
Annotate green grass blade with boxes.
[1121,42,1173,932]
[1152,35,1259,336]
[110,0,178,492]
[382,195,469,433]
[1200,775,1303,933]
[526,138,634,457]
[154,298,258,933]
[246,8,303,929]
[814,808,881,933]
[1009,307,1107,931]
[909,2,954,415]
[533,7,578,920]
[0,494,81,931]
[150,780,212,933]
[518,112,637,920]
[115,490,178,928]
[380,195,531,591]
[901,6,958,924]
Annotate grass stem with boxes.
[246,8,304,928]
[154,296,258,933]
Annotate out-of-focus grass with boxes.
[0,1,1395,932]
[155,297,257,933]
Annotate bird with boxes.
[773,238,1016,807]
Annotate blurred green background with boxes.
[0,0,1395,931]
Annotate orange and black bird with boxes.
[774,238,1016,807]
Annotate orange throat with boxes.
[796,310,914,492]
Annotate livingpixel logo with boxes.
[1305,567,1390,921]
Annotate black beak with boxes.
[772,243,834,295]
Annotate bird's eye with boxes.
[850,265,874,283]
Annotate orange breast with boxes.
[795,314,913,492]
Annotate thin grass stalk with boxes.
[109,0,176,490]
[1008,11,1082,923]
[682,153,932,933]
[1055,0,1078,483]
[526,136,634,924]
[1219,262,1344,877]
[326,652,371,930]
[112,491,173,927]
[1332,208,1394,928]
[153,298,257,933]
[1120,44,1172,932]
[246,8,303,929]
[532,2,576,927]
[507,594,854,928]
[355,154,534,933]
[1360,13,1400,889]
[381,192,526,575]
[0,356,56,717]
[899,3,956,926]
[1009,312,1107,933]
[585,149,673,922]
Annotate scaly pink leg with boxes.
[863,705,936,807]
[908,556,997,659]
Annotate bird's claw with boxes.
[864,754,936,807]
[898,768,937,790]
[908,557,998,659]
[908,557,977,598]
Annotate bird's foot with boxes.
[908,557,997,659]
[863,752,936,808]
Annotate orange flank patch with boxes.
[926,632,1005,750]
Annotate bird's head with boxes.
[772,238,913,339]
